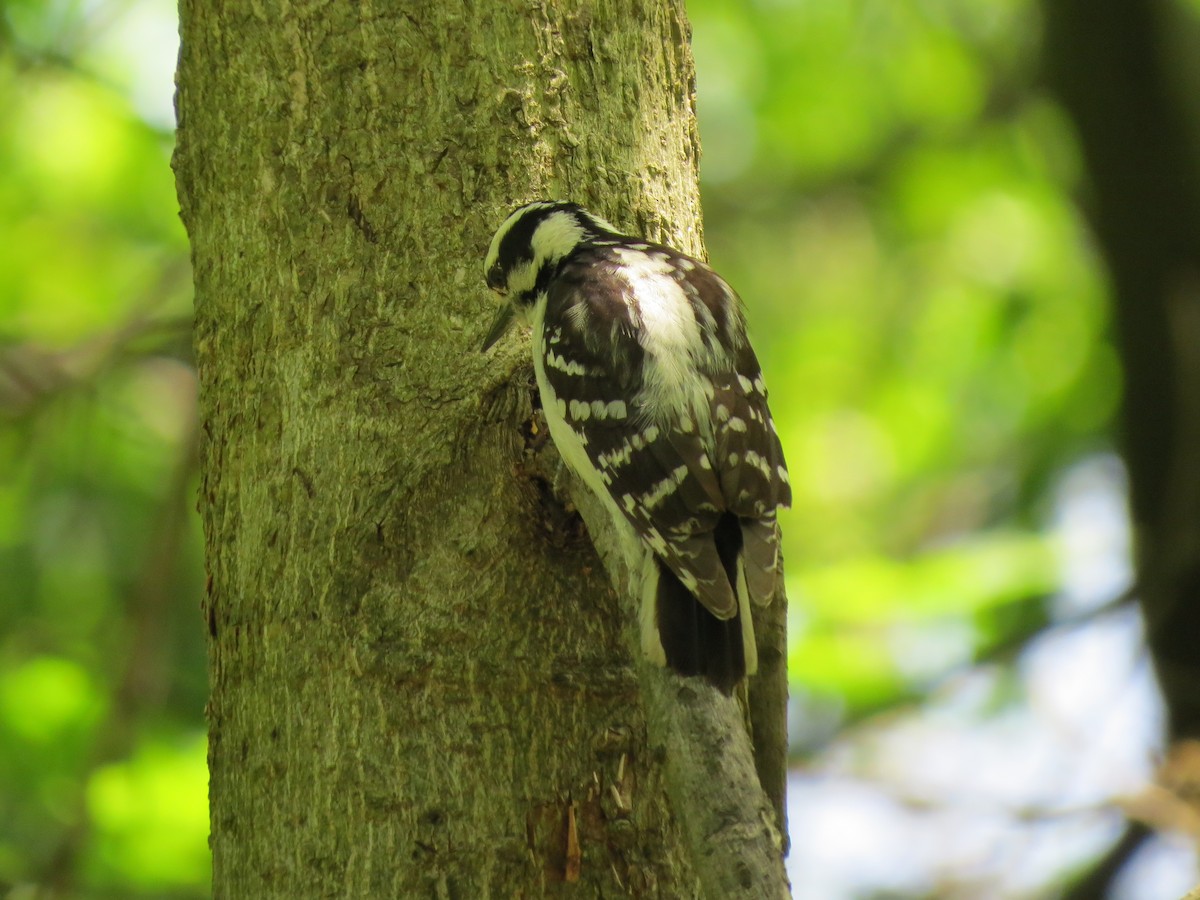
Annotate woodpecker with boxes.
[482,201,790,693]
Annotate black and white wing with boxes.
[542,245,790,621]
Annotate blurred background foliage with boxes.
[0,0,202,895]
[693,0,1112,705]
[0,0,1197,897]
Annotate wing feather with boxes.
[543,246,789,620]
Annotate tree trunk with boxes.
[1044,0,1200,758]
[1042,0,1200,892]
[174,1,787,896]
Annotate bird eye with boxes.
[486,262,506,293]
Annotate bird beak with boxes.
[480,303,515,352]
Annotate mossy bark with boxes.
[175,1,787,896]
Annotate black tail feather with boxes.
[655,514,746,694]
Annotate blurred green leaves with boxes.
[0,76,185,342]
[86,735,209,891]
[691,0,1117,726]
[0,0,1134,895]
[693,0,1035,190]
[1,0,202,895]
[789,532,1057,703]
[0,656,106,745]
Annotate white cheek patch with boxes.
[505,259,537,298]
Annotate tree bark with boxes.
[175,1,787,896]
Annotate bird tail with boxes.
[643,514,756,694]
